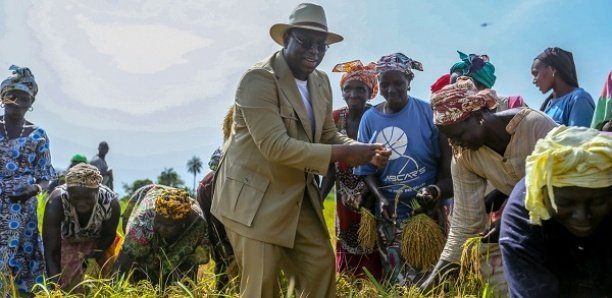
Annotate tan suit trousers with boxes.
[226,197,335,298]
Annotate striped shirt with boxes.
[59,184,118,240]
[440,108,557,263]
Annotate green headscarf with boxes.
[70,154,88,163]
[449,51,496,88]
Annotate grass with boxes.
[2,192,493,297]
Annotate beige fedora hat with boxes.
[270,3,343,46]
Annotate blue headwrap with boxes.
[1,65,38,99]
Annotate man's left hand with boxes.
[370,146,391,168]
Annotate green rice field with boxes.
[0,193,491,297]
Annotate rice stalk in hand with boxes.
[400,213,445,270]
[459,236,484,284]
[358,208,377,251]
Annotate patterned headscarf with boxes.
[65,163,102,188]
[449,51,496,88]
[332,60,378,99]
[208,147,223,171]
[375,53,423,81]
[525,126,612,225]
[535,47,578,88]
[431,76,498,125]
[1,65,39,100]
[154,187,193,220]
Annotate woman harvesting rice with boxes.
[115,184,210,285]
[319,59,382,280]
[500,126,612,297]
[420,76,557,295]
[43,163,120,290]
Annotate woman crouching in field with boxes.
[500,126,612,297]
[43,163,120,290]
[420,76,557,295]
[115,184,210,285]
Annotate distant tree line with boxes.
[121,155,204,200]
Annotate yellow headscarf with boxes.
[525,126,612,225]
[154,187,193,220]
[65,163,102,188]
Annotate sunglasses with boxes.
[291,33,329,52]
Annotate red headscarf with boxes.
[430,73,451,93]
[332,60,378,99]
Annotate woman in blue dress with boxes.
[0,65,55,294]
[531,47,595,127]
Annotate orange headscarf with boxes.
[332,60,378,99]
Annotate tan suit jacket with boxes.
[211,51,352,248]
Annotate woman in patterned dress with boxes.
[0,65,56,295]
[320,60,382,280]
[42,163,120,290]
[115,184,210,285]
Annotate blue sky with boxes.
[1,0,610,196]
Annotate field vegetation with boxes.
[0,193,490,297]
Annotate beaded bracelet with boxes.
[428,184,441,200]
[34,184,43,194]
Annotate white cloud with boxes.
[24,0,277,125]
[76,15,213,74]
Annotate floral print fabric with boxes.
[121,185,210,280]
[0,126,55,292]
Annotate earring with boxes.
[479,119,485,125]
[552,71,556,78]
[0,103,4,108]
[28,107,34,112]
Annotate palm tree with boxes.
[186,156,203,193]
[157,168,185,188]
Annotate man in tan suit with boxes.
[211,3,390,297]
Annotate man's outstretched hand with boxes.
[369,144,391,168]
[339,143,391,168]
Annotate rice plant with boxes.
[0,192,493,297]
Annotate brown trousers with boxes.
[226,198,335,298]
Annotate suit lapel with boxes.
[273,52,314,142]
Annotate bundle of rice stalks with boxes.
[336,273,380,298]
[459,236,484,283]
[358,208,377,251]
[400,213,445,270]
